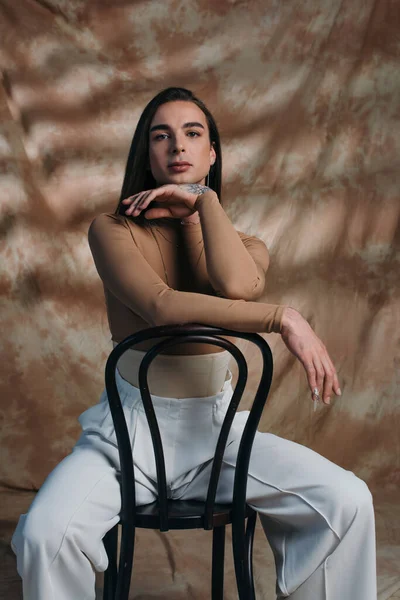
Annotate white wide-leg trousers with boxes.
[12,369,377,599]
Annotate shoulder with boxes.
[88,212,143,242]
[89,212,128,232]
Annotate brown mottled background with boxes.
[0,0,399,598]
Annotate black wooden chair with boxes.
[102,323,274,600]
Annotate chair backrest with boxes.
[105,324,273,533]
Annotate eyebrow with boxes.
[149,121,205,133]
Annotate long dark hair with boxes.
[115,87,222,226]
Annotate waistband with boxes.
[114,364,234,412]
[114,344,232,398]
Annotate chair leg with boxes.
[103,524,119,600]
[211,525,225,600]
[232,510,257,600]
[245,511,257,600]
[115,521,136,600]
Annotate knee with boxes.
[344,474,373,512]
[13,508,64,564]
[332,473,374,533]
[354,476,373,507]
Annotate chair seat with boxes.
[133,500,255,530]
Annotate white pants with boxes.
[12,368,377,599]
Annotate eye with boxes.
[154,133,169,141]
[187,131,201,137]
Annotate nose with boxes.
[172,139,185,154]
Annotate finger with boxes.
[312,357,325,404]
[145,207,173,219]
[320,356,334,404]
[124,192,146,213]
[332,371,341,396]
[128,190,149,203]
[134,188,169,212]
[321,348,341,398]
[126,191,153,214]
[136,190,154,208]
[303,359,318,400]
[121,194,142,203]
[121,194,140,206]
[126,186,175,214]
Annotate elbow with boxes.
[223,281,264,302]
[153,308,186,328]
[152,290,182,327]
[152,304,167,327]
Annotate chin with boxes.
[157,172,204,185]
[168,175,195,183]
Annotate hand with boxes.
[122,184,214,220]
[280,307,341,406]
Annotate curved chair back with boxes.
[104,323,274,596]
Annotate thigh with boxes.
[12,435,156,569]
[26,434,157,522]
[23,445,114,517]
[180,419,363,530]
[222,428,367,532]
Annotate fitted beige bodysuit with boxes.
[89,196,285,397]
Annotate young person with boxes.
[12,87,377,599]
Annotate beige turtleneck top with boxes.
[88,192,286,359]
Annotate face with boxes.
[148,101,216,186]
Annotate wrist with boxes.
[280,306,301,334]
[181,188,217,224]
[194,189,217,210]
[180,213,201,225]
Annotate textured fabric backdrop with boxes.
[0,0,399,598]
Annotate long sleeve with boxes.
[179,220,269,300]
[88,213,286,335]
[189,191,269,300]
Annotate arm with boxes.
[89,213,341,405]
[123,185,268,300]
[193,191,268,300]
[180,219,269,301]
[88,213,285,334]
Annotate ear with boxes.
[210,142,216,166]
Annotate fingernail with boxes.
[337,388,342,396]
[326,397,331,405]
[312,388,320,402]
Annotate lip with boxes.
[168,161,192,167]
[168,163,192,172]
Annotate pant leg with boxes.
[179,414,377,600]
[10,366,225,600]
[11,437,156,600]
[11,372,160,600]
